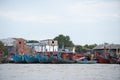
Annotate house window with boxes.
[52,41,54,44]
[19,42,21,44]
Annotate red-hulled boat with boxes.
[96,46,111,63]
[96,53,110,63]
[72,53,85,61]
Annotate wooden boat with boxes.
[61,59,75,63]
[12,54,25,63]
[23,54,38,63]
[61,52,75,63]
[37,53,52,63]
[51,52,75,63]
[117,58,120,64]
[109,58,118,64]
[51,55,75,63]
[96,53,110,63]
[76,60,97,64]
[51,55,61,63]
[72,53,97,64]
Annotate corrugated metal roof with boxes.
[93,44,120,49]
[26,43,40,46]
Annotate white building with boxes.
[27,39,58,52]
[0,38,17,46]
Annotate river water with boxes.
[0,64,120,80]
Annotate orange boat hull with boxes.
[96,53,110,63]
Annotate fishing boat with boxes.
[37,52,52,63]
[61,52,75,63]
[36,53,43,62]
[12,54,25,63]
[72,53,97,64]
[76,60,97,64]
[96,53,110,63]
[23,54,38,63]
[61,59,75,63]
[108,52,119,64]
[50,52,61,63]
[51,51,75,63]
[95,46,111,63]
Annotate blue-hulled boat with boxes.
[51,54,61,63]
[37,53,43,62]
[23,54,38,63]
[43,55,52,63]
[12,54,25,63]
[51,52,75,63]
[37,53,52,63]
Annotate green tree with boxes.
[27,40,39,43]
[84,44,97,49]
[104,42,109,45]
[54,34,74,48]
[0,41,8,56]
[75,45,86,53]
[75,44,97,53]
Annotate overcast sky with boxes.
[0,0,120,45]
